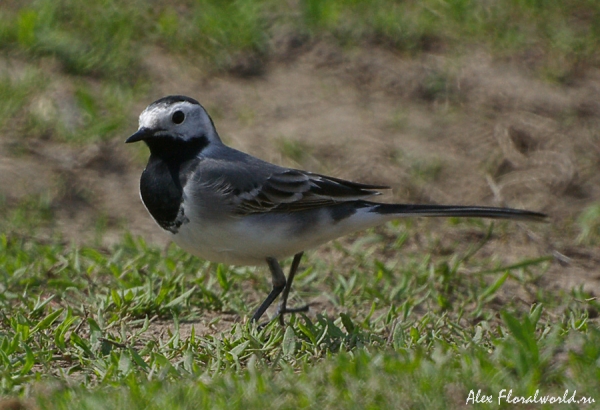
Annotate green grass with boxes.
[577,203,600,245]
[1,0,599,80]
[1,215,599,408]
[0,0,598,144]
[2,0,147,82]
[17,338,600,408]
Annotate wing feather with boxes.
[189,148,389,216]
[234,169,388,215]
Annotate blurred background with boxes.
[0,0,599,284]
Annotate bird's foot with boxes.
[276,303,310,326]
[254,304,310,329]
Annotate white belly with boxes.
[168,207,391,266]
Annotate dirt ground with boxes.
[3,41,600,305]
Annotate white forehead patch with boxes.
[136,99,222,143]
[138,101,195,128]
[138,104,165,129]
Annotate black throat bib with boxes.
[139,136,208,233]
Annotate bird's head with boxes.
[126,96,222,151]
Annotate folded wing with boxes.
[234,169,388,214]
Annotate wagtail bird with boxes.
[126,95,546,324]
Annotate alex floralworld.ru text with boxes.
[466,389,595,405]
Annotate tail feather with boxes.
[372,203,547,222]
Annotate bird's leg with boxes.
[251,257,286,323]
[251,252,309,326]
[275,252,309,326]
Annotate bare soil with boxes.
[3,42,600,335]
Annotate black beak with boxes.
[125,127,153,143]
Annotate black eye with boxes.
[172,110,185,124]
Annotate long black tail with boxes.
[371,203,547,222]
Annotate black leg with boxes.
[276,252,309,325]
[251,257,286,323]
[251,252,310,325]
